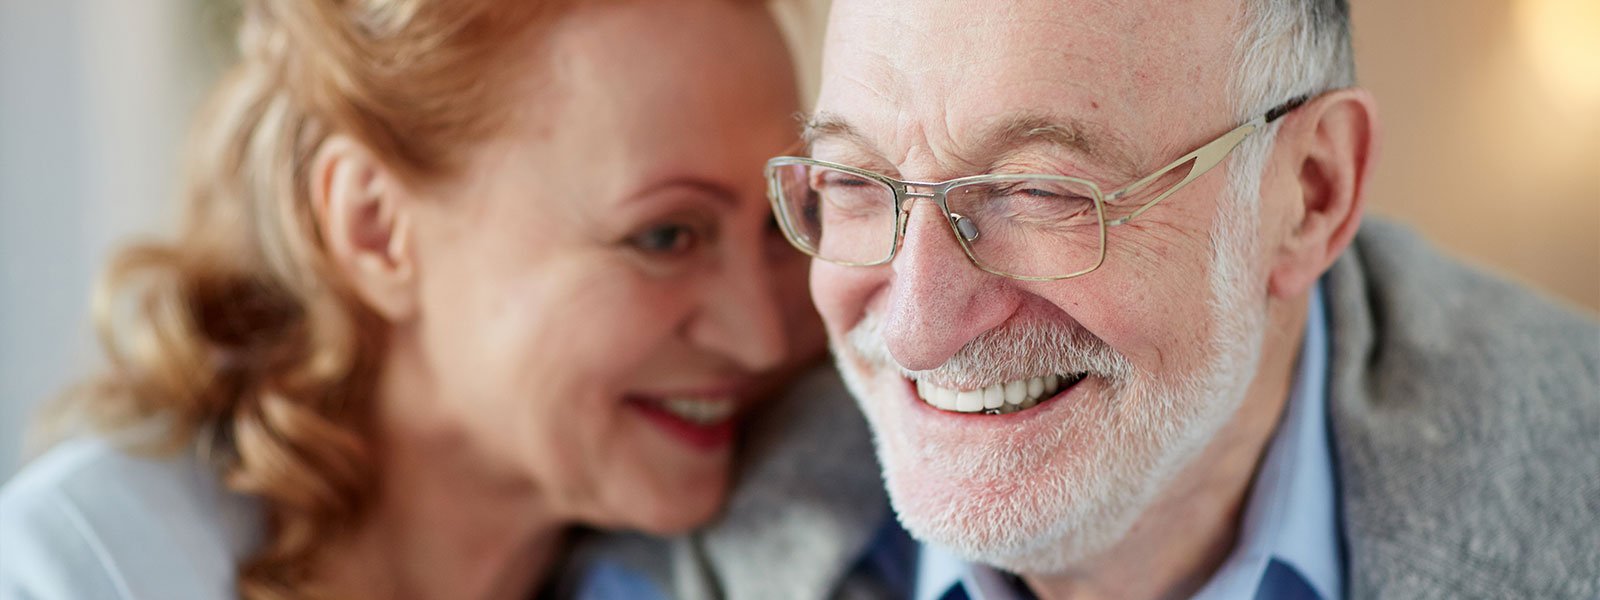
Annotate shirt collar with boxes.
[916,542,1023,600]
[914,283,1342,600]
[1191,282,1342,600]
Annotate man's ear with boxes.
[1267,88,1382,299]
[311,135,418,321]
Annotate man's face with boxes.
[811,0,1276,572]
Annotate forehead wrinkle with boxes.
[806,43,909,155]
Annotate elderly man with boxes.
[753,0,1600,598]
[578,0,1598,598]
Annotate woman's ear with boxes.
[1267,88,1383,299]
[311,135,419,321]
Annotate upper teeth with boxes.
[914,374,1083,415]
[657,397,737,425]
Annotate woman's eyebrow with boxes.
[627,177,739,207]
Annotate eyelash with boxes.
[627,221,707,258]
[623,212,795,270]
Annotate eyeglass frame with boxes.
[764,94,1312,281]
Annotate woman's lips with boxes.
[626,394,740,452]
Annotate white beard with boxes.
[834,191,1268,574]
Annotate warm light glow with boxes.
[1517,0,1600,102]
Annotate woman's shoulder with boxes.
[0,436,262,599]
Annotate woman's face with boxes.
[398,0,817,533]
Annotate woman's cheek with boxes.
[570,268,695,370]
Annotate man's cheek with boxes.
[809,262,875,338]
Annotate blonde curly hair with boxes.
[45,1,565,597]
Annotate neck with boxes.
[1024,295,1310,600]
[320,334,566,600]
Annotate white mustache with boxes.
[842,311,1135,391]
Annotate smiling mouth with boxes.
[627,393,742,452]
[912,373,1088,415]
[636,396,738,425]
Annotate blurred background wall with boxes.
[1,0,1596,480]
[1,0,222,479]
[1354,0,1599,314]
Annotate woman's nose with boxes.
[686,242,788,372]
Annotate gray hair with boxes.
[1233,0,1356,118]
[1224,0,1356,212]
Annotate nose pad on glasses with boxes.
[951,213,980,242]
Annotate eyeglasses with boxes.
[765,96,1310,281]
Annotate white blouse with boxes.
[0,436,262,599]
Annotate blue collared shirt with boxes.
[910,285,1342,600]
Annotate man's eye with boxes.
[1002,187,1059,199]
[994,184,1068,199]
[629,223,699,255]
[813,172,873,189]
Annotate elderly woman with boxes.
[0,0,836,597]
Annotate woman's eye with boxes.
[629,223,699,256]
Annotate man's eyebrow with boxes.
[801,111,869,150]
[801,110,1139,177]
[989,113,1139,177]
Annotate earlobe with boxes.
[311,136,420,321]
[1268,89,1382,299]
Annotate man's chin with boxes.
[833,339,1173,574]
[882,451,1147,574]
[846,366,1156,576]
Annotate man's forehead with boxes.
[822,0,1240,56]
[815,0,1240,173]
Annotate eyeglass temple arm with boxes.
[1103,95,1310,226]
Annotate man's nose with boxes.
[881,200,1018,371]
[688,247,789,373]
